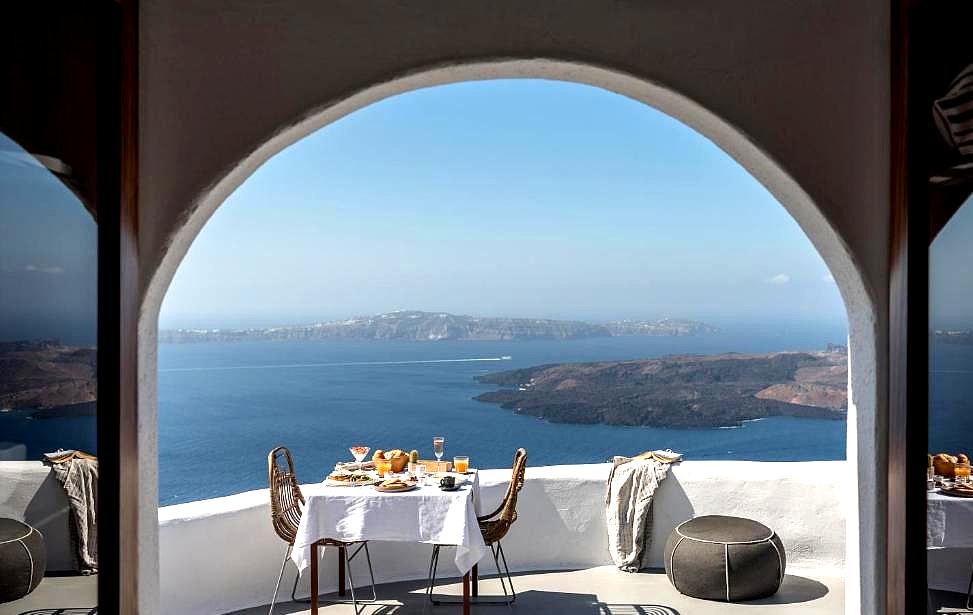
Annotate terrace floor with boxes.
[0,573,97,615]
[225,566,844,615]
[5,567,969,614]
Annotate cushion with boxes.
[0,518,46,603]
[664,515,785,602]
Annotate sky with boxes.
[155,79,848,331]
[932,194,973,330]
[0,133,97,345]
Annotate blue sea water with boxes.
[152,327,851,506]
[929,341,973,454]
[1,326,864,506]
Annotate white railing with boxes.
[159,460,847,615]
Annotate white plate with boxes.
[325,475,377,487]
[374,482,419,493]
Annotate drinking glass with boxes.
[375,459,392,478]
[453,456,469,473]
[956,464,972,484]
[350,446,369,464]
[414,464,427,485]
[433,437,445,462]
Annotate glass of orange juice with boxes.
[375,459,392,477]
[453,456,469,474]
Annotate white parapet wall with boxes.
[159,460,847,615]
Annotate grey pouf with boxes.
[0,518,46,603]
[664,515,785,602]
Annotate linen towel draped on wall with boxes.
[605,450,680,572]
[46,451,98,573]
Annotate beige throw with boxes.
[605,455,671,572]
[50,458,98,573]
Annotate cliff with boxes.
[0,341,97,410]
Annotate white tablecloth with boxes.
[928,490,973,548]
[292,472,485,574]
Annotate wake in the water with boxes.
[159,356,512,373]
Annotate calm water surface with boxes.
[155,328,850,506]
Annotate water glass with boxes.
[433,436,445,461]
[414,464,427,485]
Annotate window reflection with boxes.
[0,131,98,609]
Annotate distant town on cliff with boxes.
[158,310,719,343]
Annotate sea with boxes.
[21,321,973,507]
[151,324,854,506]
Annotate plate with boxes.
[325,476,377,487]
[374,481,419,493]
[439,485,463,492]
[940,487,973,498]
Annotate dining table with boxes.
[291,469,486,615]
[928,488,973,549]
[927,488,973,598]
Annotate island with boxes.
[0,341,96,416]
[158,310,718,343]
[473,348,847,428]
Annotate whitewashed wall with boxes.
[0,461,75,571]
[159,460,846,615]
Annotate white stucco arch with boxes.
[139,59,880,615]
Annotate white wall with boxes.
[139,3,890,613]
[159,461,846,615]
[0,461,75,572]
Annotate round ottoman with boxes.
[664,515,785,602]
[0,519,46,603]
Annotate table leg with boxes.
[310,542,319,614]
[463,571,470,615]
[472,564,478,597]
[338,545,346,596]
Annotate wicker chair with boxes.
[267,446,376,615]
[427,448,527,606]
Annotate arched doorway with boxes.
[139,60,879,615]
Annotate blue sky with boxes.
[159,79,847,330]
[0,133,97,344]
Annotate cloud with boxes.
[25,264,64,275]
[766,273,790,285]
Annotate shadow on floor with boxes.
[232,588,680,615]
[929,588,973,614]
[735,574,830,605]
[634,568,828,606]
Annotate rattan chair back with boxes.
[478,448,527,544]
[268,446,305,545]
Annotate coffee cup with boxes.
[439,476,456,489]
